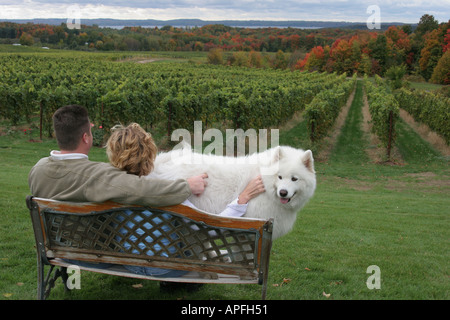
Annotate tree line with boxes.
[297,15,449,84]
[0,14,448,84]
[0,20,351,52]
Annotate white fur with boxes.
[148,146,316,240]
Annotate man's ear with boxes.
[82,132,90,145]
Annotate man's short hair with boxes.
[53,105,91,151]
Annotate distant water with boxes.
[101,25,323,30]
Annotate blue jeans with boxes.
[115,209,187,277]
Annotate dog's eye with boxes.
[291,177,298,182]
[278,175,282,180]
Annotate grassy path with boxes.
[328,80,369,165]
[395,117,448,164]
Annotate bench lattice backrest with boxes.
[27,196,273,281]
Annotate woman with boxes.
[106,123,265,277]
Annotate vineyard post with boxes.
[168,101,172,137]
[387,110,393,160]
[310,121,315,143]
[39,101,43,141]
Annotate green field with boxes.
[0,50,449,300]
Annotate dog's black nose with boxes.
[279,189,288,197]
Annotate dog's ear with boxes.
[302,150,315,173]
[272,146,282,163]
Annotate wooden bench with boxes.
[26,196,273,300]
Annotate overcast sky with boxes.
[0,0,448,23]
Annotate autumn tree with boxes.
[442,28,450,53]
[295,52,309,70]
[431,50,450,84]
[272,50,288,69]
[231,51,250,67]
[350,39,362,73]
[419,28,443,80]
[416,14,439,38]
[368,34,388,74]
[359,53,372,75]
[19,32,34,46]
[385,65,407,89]
[207,48,223,65]
[296,45,327,72]
[249,50,263,68]
[330,39,353,74]
[385,26,411,68]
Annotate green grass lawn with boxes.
[0,80,449,300]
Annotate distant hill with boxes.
[0,18,414,30]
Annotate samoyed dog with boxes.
[148,146,316,239]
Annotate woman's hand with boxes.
[238,175,266,204]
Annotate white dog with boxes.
[148,146,316,239]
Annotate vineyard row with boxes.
[364,75,400,159]
[0,53,347,138]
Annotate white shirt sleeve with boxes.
[182,198,247,217]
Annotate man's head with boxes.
[53,105,92,153]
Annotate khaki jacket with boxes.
[28,157,191,207]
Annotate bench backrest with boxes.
[27,196,273,282]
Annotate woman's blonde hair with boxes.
[106,123,157,177]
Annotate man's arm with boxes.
[85,166,194,207]
[29,158,209,207]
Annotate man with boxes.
[28,104,207,206]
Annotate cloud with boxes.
[0,0,448,23]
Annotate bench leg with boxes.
[37,257,45,300]
[260,228,273,300]
[261,280,268,300]
[61,267,69,292]
[37,258,68,300]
